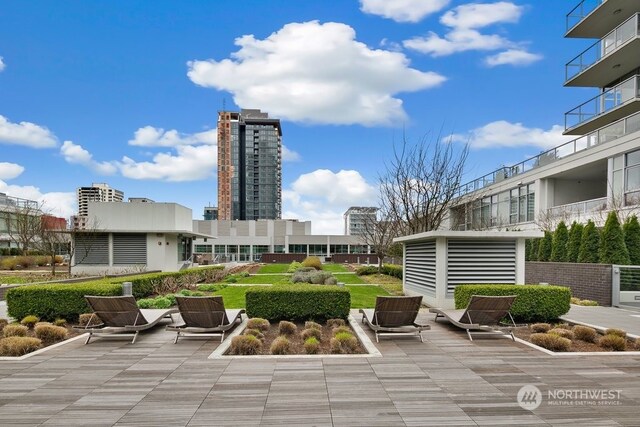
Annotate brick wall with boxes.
[331,254,380,264]
[525,262,612,306]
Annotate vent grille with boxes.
[405,241,436,296]
[113,233,147,265]
[75,234,109,265]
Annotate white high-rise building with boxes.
[74,183,124,229]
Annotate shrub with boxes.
[332,326,352,336]
[291,268,336,284]
[330,332,359,354]
[197,284,227,292]
[573,325,597,343]
[15,256,34,269]
[324,276,338,286]
[0,258,20,271]
[578,220,600,263]
[229,335,262,355]
[528,239,539,262]
[327,318,346,328]
[301,256,322,270]
[6,283,122,321]
[548,328,575,340]
[305,321,322,330]
[0,337,42,356]
[3,324,28,338]
[599,334,626,351]
[623,215,640,265]
[530,333,571,352]
[356,266,378,276]
[78,313,102,327]
[239,271,250,278]
[246,284,350,321]
[243,328,264,341]
[550,221,569,262]
[301,327,322,342]
[529,323,551,333]
[578,299,598,306]
[246,318,270,331]
[537,231,552,262]
[20,315,39,328]
[34,323,68,343]
[270,336,291,355]
[454,284,571,322]
[34,256,48,267]
[567,222,584,263]
[0,319,7,332]
[600,212,630,264]
[570,297,581,304]
[278,321,297,336]
[381,264,403,279]
[137,296,172,309]
[605,328,626,338]
[177,289,205,297]
[53,318,67,327]
[304,337,320,354]
[287,261,303,273]
[225,276,238,283]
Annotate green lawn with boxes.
[332,273,367,284]
[320,263,350,272]
[232,274,290,285]
[256,264,289,274]
[212,284,390,309]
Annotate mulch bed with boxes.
[0,323,81,357]
[513,326,640,352]
[229,321,366,355]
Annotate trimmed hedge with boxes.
[246,284,350,321]
[6,283,122,321]
[454,284,571,322]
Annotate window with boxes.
[194,245,212,253]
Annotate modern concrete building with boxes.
[0,193,40,250]
[344,207,377,237]
[192,219,369,263]
[449,0,640,230]
[71,201,211,275]
[217,109,282,221]
[203,206,218,220]
[75,183,124,229]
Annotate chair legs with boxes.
[85,332,92,345]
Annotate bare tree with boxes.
[379,133,469,235]
[67,218,103,275]
[2,201,43,255]
[33,215,69,275]
[360,208,401,272]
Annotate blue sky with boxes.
[0,0,594,233]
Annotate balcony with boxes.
[565,75,640,135]
[547,197,607,218]
[567,0,640,38]
[566,13,640,87]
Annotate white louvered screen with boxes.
[113,233,147,265]
[75,234,109,265]
[446,239,516,294]
[405,241,437,296]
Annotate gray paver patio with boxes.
[0,309,639,426]
[561,305,640,337]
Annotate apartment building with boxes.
[74,183,124,229]
[217,109,282,221]
[450,0,640,230]
[343,207,378,237]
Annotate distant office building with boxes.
[204,206,218,220]
[0,193,40,250]
[75,183,124,229]
[217,109,282,221]
[344,207,377,236]
[128,197,154,203]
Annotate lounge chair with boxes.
[429,295,517,341]
[359,296,430,342]
[75,295,178,344]
[167,296,245,343]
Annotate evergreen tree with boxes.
[529,238,539,262]
[578,220,600,263]
[623,215,640,265]
[550,221,569,262]
[525,239,532,261]
[599,211,630,265]
[537,231,552,262]
[566,221,584,263]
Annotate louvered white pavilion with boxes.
[395,230,543,309]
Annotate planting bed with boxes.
[0,319,80,358]
[513,324,640,353]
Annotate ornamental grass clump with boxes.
[605,328,626,338]
[330,332,359,354]
[229,335,262,355]
[548,328,575,341]
[572,325,597,343]
[530,333,571,352]
[327,318,346,328]
[300,327,322,342]
[529,323,551,333]
[3,324,28,338]
[0,319,7,332]
[554,323,572,330]
[270,336,291,355]
[304,321,322,330]
[20,315,39,329]
[278,321,297,336]
[34,323,68,344]
[243,328,265,341]
[0,337,42,357]
[332,326,352,336]
[304,337,320,354]
[301,256,322,270]
[53,318,67,327]
[599,334,626,351]
[78,313,101,327]
[246,318,270,331]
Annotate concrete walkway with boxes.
[561,305,640,338]
[0,310,639,426]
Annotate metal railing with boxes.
[566,0,605,33]
[547,196,607,218]
[457,110,640,198]
[566,13,640,81]
[565,75,640,130]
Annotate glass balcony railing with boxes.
[566,0,605,33]
[548,197,607,218]
[457,110,640,198]
[565,75,640,130]
[566,13,640,82]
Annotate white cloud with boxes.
[0,57,5,72]
[60,141,118,175]
[0,162,24,180]
[188,21,445,126]
[0,180,75,219]
[119,144,217,182]
[0,115,58,148]
[403,2,530,59]
[128,126,217,147]
[451,121,573,149]
[282,145,300,162]
[485,49,543,67]
[359,0,450,23]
